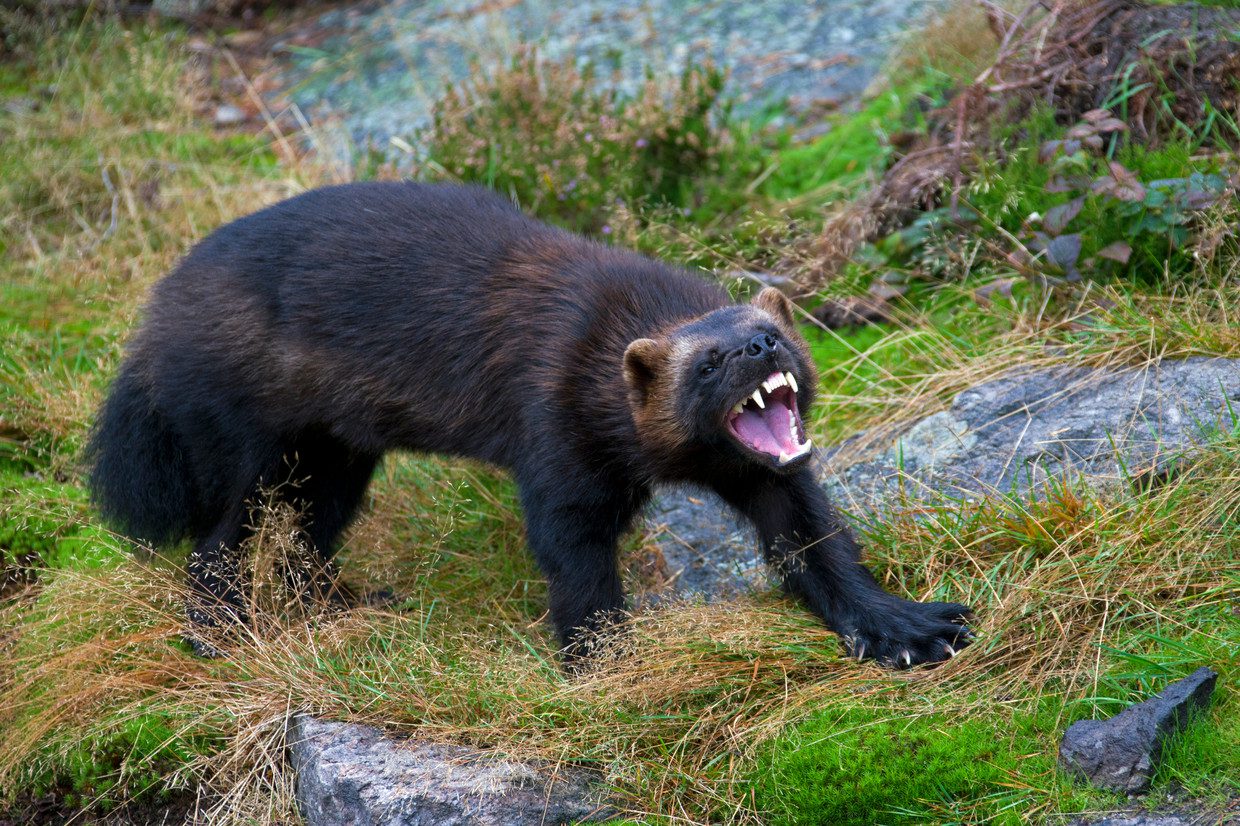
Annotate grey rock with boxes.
[151,0,209,18]
[643,487,767,600]
[289,714,613,825]
[730,270,800,296]
[2,96,39,117]
[643,357,1240,599]
[1058,667,1218,793]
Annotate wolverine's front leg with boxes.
[517,478,640,668]
[716,468,972,668]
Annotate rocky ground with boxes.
[273,0,946,158]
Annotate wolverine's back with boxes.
[128,182,723,466]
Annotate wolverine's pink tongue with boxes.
[727,373,811,464]
[733,404,797,456]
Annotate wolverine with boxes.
[88,182,972,668]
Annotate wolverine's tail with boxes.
[86,366,198,546]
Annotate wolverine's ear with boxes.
[752,286,796,329]
[623,338,667,406]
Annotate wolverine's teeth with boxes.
[732,402,744,416]
[751,389,765,409]
[762,380,774,394]
[786,372,798,393]
[778,440,813,464]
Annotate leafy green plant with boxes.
[1013,110,1232,282]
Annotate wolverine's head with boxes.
[623,287,817,473]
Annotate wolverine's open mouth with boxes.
[725,371,811,466]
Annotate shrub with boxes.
[424,48,734,234]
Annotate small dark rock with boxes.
[792,120,832,143]
[1059,667,1218,793]
[811,294,895,328]
[810,281,904,329]
[290,714,614,825]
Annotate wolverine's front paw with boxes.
[840,598,974,669]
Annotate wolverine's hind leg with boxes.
[185,500,258,657]
[276,436,379,606]
[183,438,286,656]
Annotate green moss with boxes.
[753,704,1084,825]
[33,708,214,806]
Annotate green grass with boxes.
[2,9,1239,825]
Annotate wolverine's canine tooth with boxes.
[751,389,765,409]
[786,372,798,393]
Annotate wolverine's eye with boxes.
[698,350,721,377]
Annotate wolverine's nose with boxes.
[745,333,778,359]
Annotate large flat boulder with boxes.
[823,356,1240,510]
[643,357,1240,599]
[289,714,613,825]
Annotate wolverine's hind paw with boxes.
[182,631,226,659]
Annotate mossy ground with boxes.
[1,9,1237,824]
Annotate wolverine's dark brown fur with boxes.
[88,182,972,668]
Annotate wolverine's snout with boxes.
[743,333,778,359]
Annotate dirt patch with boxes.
[0,788,203,825]
[974,0,1240,140]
